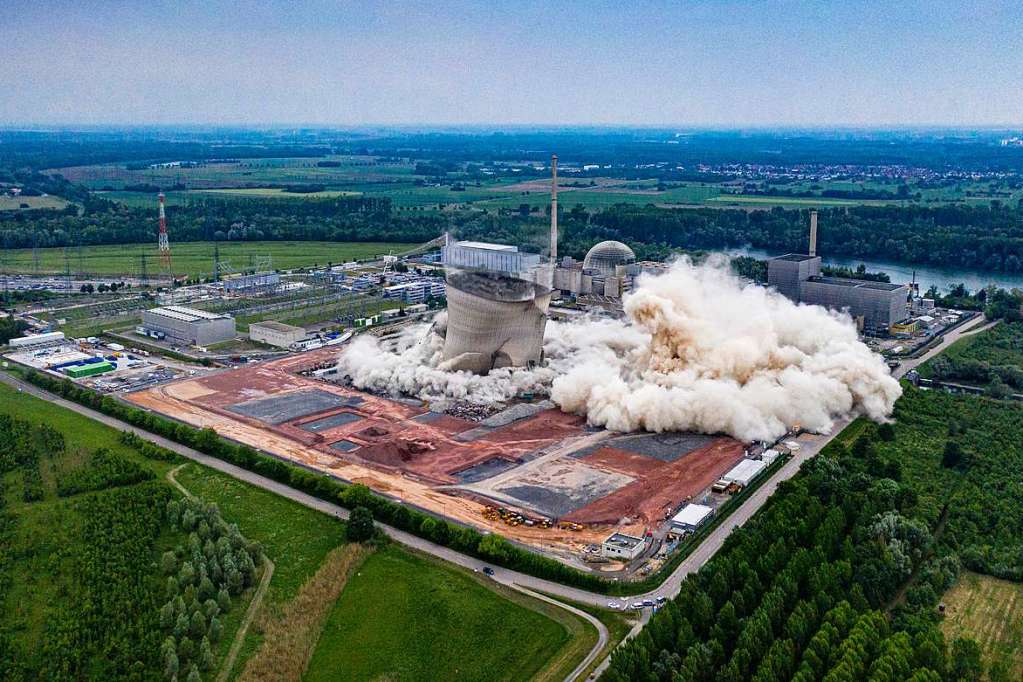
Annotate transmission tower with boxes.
[63,248,72,298]
[32,241,40,275]
[139,252,149,288]
[157,193,172,271]
[213,243,221,282]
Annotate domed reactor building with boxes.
[438,156,558,375]
[583,240,636,276]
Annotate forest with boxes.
[602,385,1023,681]
[922,321,1023,394]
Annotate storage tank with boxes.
[440,271,551,375]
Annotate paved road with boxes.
[511,584,609,682]
[894,315,996,379]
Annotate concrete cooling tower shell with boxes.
[583,240,636,276]
[441,271,551,375]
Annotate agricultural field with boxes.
[0,194,71,210]
[0,240,414,278]
[50,155,416,191]
[55,154,1019,213]
[304,545,579,682]
[941,572,1023,679]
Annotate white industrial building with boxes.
[383,279,446,303]
[670,504,714,532]
[442,239,541,276]
[722,459,768,487]
[8,331,65,349]
[222,272,280,293]
[248,320,307,348]
[141,306,236,346]
[601,532,647,560]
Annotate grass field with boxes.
[0,194,70,210]
[304,544,578,682]
[177,466,590,682]
[941,571,1023,678]
[0,240,415,278]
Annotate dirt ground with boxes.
[566,439,745,526]
[126,348,743,557]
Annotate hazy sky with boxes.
[3,0,1022,126]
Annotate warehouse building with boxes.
[141,306,236,346]
[248,320,307,349]
[670,503,714,533]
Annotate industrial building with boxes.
[141,306,236,346]
[442,239,541,276]
[551,241,643,300]
[8,331,65,349]
[722,459,768,488]
[383,279,446,303]
[767,212,909,334]
[601,532,647,560]
[670,503,714,533]
[222,272,280,293]
[249,320,307,348]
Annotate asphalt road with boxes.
[0,318,985,679]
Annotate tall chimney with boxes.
[809,210,818,257]
[550,154,558,267]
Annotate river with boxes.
[726,248,1023,294]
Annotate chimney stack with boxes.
[809,210,818,257]
[550,155,558,267]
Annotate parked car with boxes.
[607,601,620,609]
[482,566,495,576]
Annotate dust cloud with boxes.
[335,256,901,442]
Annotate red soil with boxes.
[565,439,745,526]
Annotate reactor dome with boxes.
[583,240,636,276]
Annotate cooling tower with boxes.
[440,271,551,375]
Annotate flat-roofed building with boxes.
[249,320,306,348]
[768,254,908,334]
[799,277,909,334]
[142,306,236,346]
[767,254,822,301]
[442,239,541,275]
[670,504,714,532]
[601,532,647,561]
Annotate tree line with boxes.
[6,194,1023,275]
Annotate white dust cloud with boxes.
[335,256,901,442]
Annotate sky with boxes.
[2,0,1022,127]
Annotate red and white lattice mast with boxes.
[157,192,172,270]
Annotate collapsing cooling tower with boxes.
[439,270,551,375]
